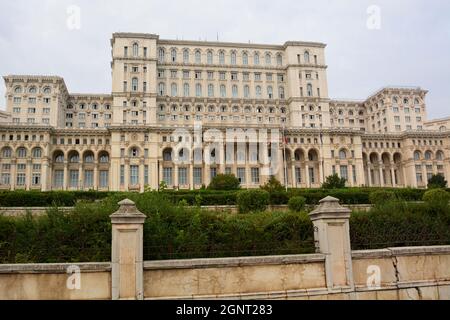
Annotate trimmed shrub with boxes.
[288,196,307,212]
[428,175,448,189]
[208,174,241,190]
[261,176,285,193]
[236,190,270,213]
[322,174,347,189]
[369,190,396,205]
[423,189,450,214]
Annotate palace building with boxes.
[0,32,449,192]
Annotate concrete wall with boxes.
[0,263,111,300]
[141,246,450,300]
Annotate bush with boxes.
[288,196,307,212]
[423,189,450,215]
[261,176,285,193]
[208,174,241,190]
[369,190,396,205]
[428,175,448,189]
[322,174,347,189]
[236,189,270,213]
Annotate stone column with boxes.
[94,165,99,191]
[367,166,372,187]
[391,165,397,188]
[110,199,146,300]
[26,159,32,190]
[10,160,16,190]
[378,162,384,187]
[291,165,296,188]
[78,165,83,191]
[42,159,49,192]
[63,162,68,191]
[305,164,310,188]
[309,196,354,292]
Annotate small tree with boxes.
[428,174,448,189]
[288,196,307,213]
[322,174,346,189]
[237,189,270,213]
[208,174,241,190]
[423,189,450,214]
[261,176,285,192]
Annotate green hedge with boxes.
[1,192,449,263]
[0,191,111,207]
[0,188,447,208]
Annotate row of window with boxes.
[157,82,285,99]
[52,170,109,189]
[413,150,445,161]
[13,97,51,105]
[1,147,42,158]
[157,70,286,82]
[67,103,111,111]
[158,47,285,67]
[158,104,287,114]
[12,106,51,114]
[13,86,52,95]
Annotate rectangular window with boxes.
[237,168,246,184]
[144,165,149,186]
[130,165,139,186]
[210,168,217,180]
[352,165,357,184]
[179,167,187,185]
[70,170,79,188]
[193,167,202,185]
[309,167,315,184]
[251,168,260,184]
[163,167,173,186]
[84,170,94,188]
[120,165,125,185]
[100,171,109,188]
[1,173,10,185]
[340,166,348,181]
[54,170,64,188]
[295,167,302,184]
[31,173,40,185]
[16,173,26,186]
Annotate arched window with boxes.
[307,84,313,97]
[84,153,94,163]
[230,51,237,65]
[170,48,177,62]
[207,50,213,64]
[339,150,347,159]
[2,147,12,158]
[32,148,42,158]
[158,83,165,96]
[232,85,238,98]
[436,151,444,161]
[17,147,27,158]
[195,84,202,97]
[242,52,248,65]
[54,153,64,163]
[256,86,262,97]
[183,49,189,63]
[29,87,37,94]
[70,153,79,163]
[265,53,271,65]
[219,51,225,64]
[220,85,226,97]
[14,86,22,94]
[43,87,51,95]
[208,105,215,113]
[171,83,178,96]
[254,52,260,65]
[267,86,273,99]
[439,126,446,132]
[195,50,201,63]
[158,48,165,63]
[425,151,432,160]
[132,78,138,92]
[208,84,214,97]
[130,148,139,158]
[279,87,285,99]
[100,153,109,163]
[133,43,139,57]
[244,85,250,98]
[414,151,421,161]
[183,83,190,97]
[304,51,310,64]
[276,54,283,66]
[163,149,172,161]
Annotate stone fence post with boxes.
[309,196,354,292]
[110,199,146,300]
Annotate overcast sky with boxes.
[0,0,449,119]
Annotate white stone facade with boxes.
[0,32,449,192]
